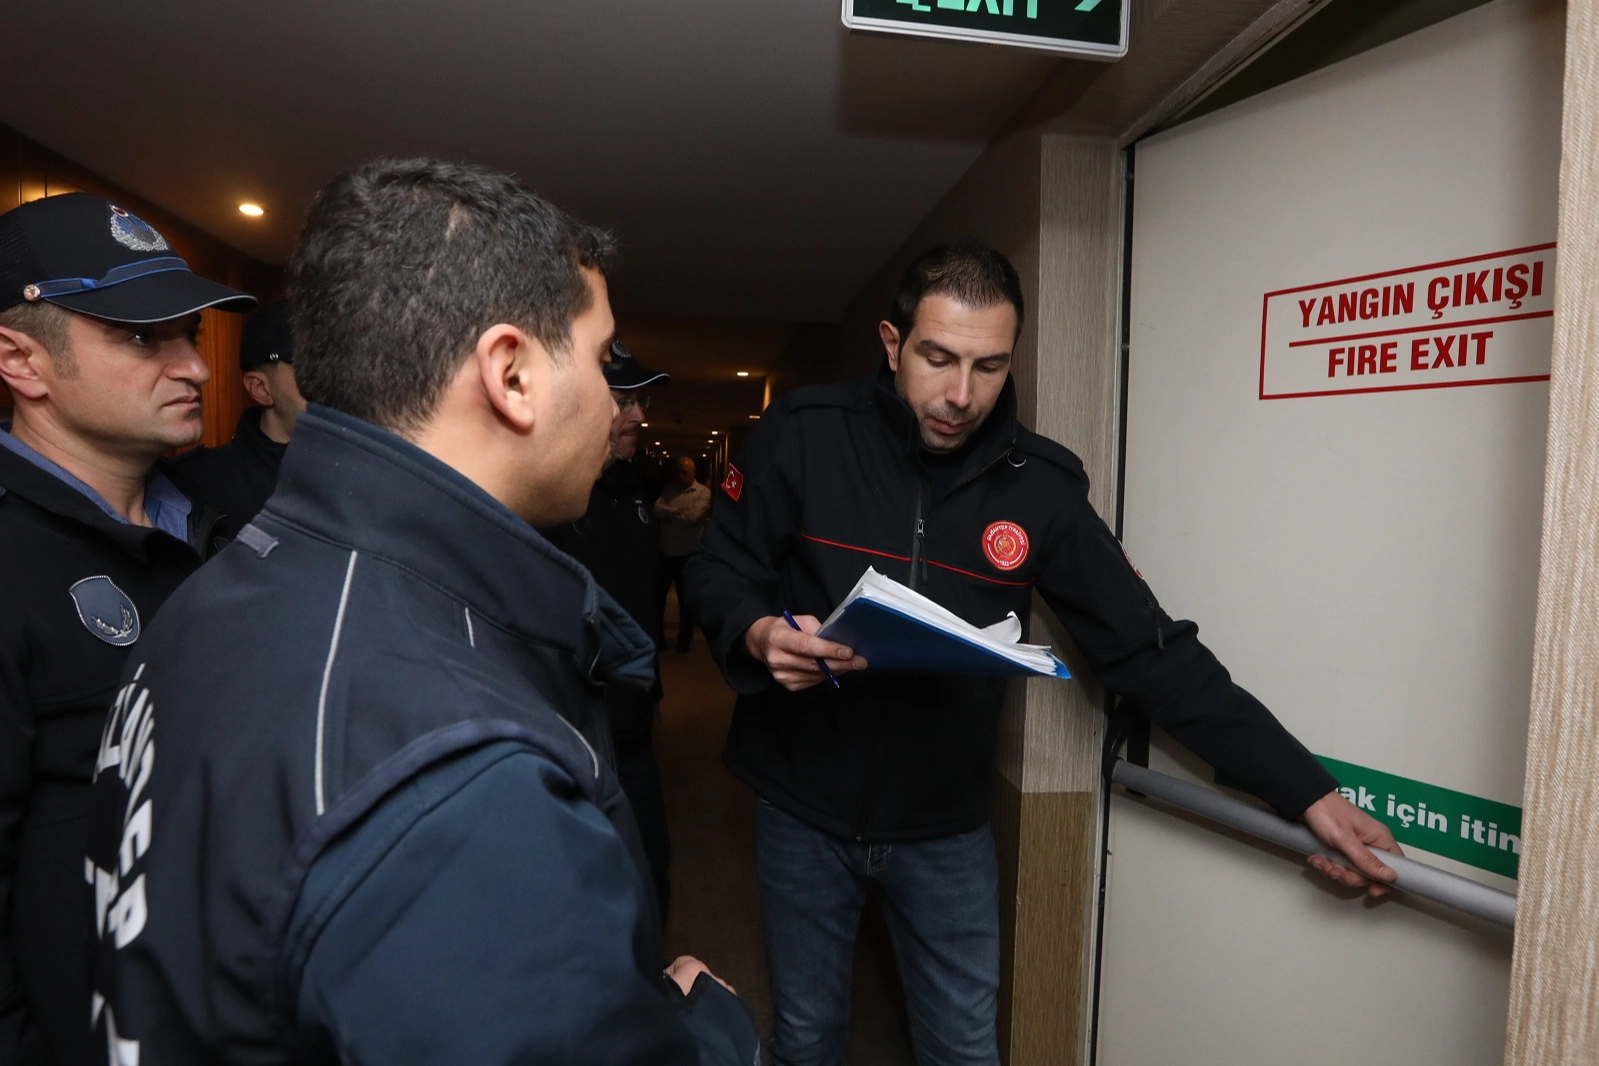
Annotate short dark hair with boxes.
[889,239,1025,341]
[0,301,75,374]
[289,158,616,434]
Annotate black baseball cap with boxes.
[605,340,669,389]
[239,301,294,371]
[0,192,256,323]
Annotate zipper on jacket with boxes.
[908,487,926,591]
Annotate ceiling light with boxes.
[748,414,760,419]
[640,422,648,427]
[238,203,265,217]
[736,371,750,377]
[654,441,661,445]
[711,430,720,435]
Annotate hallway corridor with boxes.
[656,608,915,1064]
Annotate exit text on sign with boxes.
[1258,243,1555,400]
[843,0,1126,58]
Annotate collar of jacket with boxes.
[869,361,1021,481]
[267,406,655,687]
[597,456,646,495]
[0,443,211,563]
[233,405,289,467]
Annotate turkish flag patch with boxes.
[982,520,1029,571]
[721,464,745,502]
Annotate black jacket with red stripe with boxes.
[684,365,1337,843]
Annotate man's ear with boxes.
[472,323,543,433]
[879,320,902,371]
[241,369,274,408]
[0,326,51,401]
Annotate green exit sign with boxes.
[842,0,1128,59]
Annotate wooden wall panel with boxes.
[0,126,20,215]
[1504,1,1599,1060]
[199,307,247,448]
[1009,791,1096,1064]
[0,122,282,443]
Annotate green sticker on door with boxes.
[1317,756,1522,879]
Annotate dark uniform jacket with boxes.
[685,366,1339,843]
[0,446,214,1066]
[85,406,758,1066]
[167,406,287,542]
[543,460,662,740]
[542,461,674,919]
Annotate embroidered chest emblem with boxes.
[69,576,141,646]
[108,205,170,253]
[982,521,1029,572]
[721,464,744,502]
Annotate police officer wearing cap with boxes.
[543,340,675,919]
[0,192,254,1065]
[168,301,305,541]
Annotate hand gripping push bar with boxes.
[1109,759,1518,929]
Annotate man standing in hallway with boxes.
[685,239,1401,1065]
[543,340,675,918]
[0,192,254,1065]
[168,301,304,541]
[656,455,711,652]
[88,159,757,1065]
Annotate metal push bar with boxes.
[1109,759,1518,929]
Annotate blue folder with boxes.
[818,597,1072,679]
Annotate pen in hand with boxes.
[782,610,842,689]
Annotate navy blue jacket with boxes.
[686,368,1337,842]
[86,407,758,1065]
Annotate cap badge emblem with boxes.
[68,576,141,647]
[21,284,40,302]
[982,521,1029,572]
[108,205,170,253]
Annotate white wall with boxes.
[1098,1,1563,1062]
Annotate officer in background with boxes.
[168,301,304,541]
[655,455,711,652]
[87,158,755,1066]
[687,239,1401,1066]
[0,192,254,1065]
[543,341,674,918]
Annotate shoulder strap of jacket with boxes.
[1011,428,1090,487]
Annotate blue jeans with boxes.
[754,801,1000,1066]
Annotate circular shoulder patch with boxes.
[109,204,171,253]
[982,521,1029,572]
[68,576,141,646]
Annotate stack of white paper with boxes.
[817,568,1069,678]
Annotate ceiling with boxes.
[3,0,1065,325]
[7,0,1344,441]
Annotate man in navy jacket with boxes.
[86,159,757,1066]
